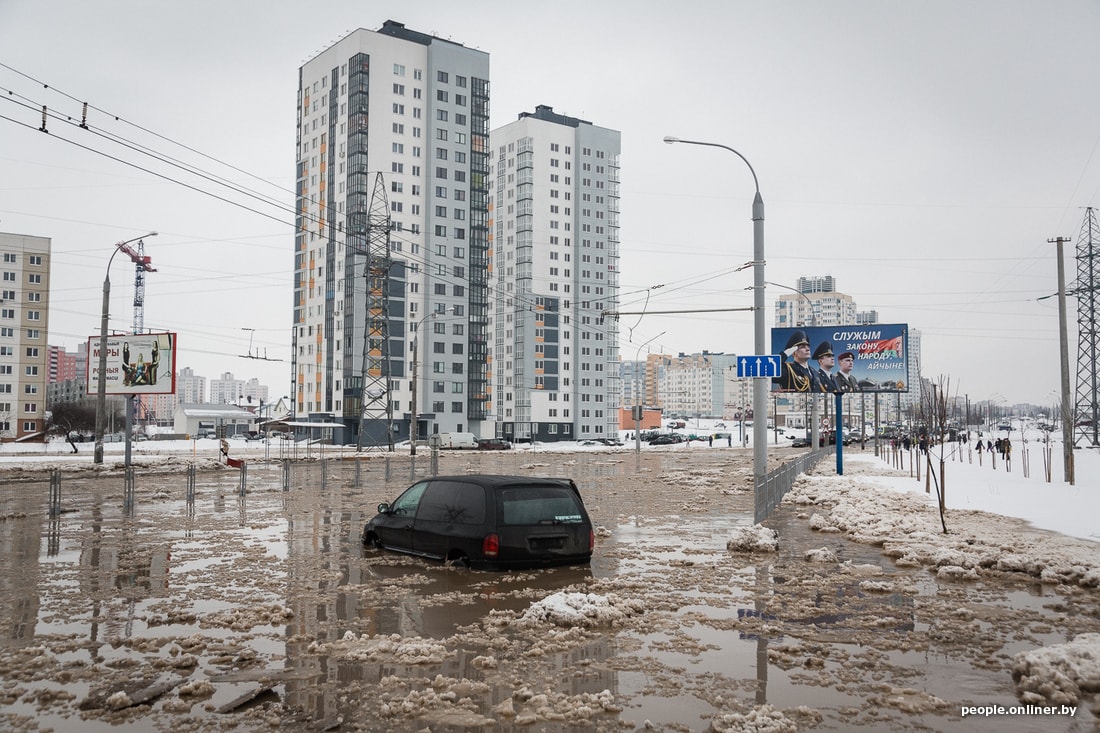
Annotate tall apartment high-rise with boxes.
[295,20,490,443]
[489,106,621,441]
[0,232,50,442]
[774,275,856,328]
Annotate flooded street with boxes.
[1,448,1097,731]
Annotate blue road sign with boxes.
[737,354,783,378]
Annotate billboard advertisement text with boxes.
[86,332,177,396]
[769,324,909,394]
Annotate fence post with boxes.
[48,469,62,517]
[186,464,196,503]
[123,467,136,514]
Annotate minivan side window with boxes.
[391,481,429,516]
[417,480,486,525]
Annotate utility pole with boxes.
[1052,235,1075,485]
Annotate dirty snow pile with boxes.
[726,525,780,553]
[517,591,646,628]
[1012,633,1100,705]
[318,632,454,664]
[785,470,1100,589]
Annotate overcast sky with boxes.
[2,0,1097,408]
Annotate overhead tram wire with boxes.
[0,109,295,229]
[2,66,721,322]
[2,68,636,343]
[0,63,295,206]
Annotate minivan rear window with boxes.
[500,486,584,526]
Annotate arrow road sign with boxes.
[737,354,783,378]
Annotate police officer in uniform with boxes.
[813,341,838,393]
[834,350,860,393]
[773,330,818,392]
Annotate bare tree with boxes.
[46,403,99,453]
[917,375,952,533]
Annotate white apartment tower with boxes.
[489,106,621,442]
[294,21,490,443]
[774,275,857,328]
[0,232,50,442]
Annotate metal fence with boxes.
[756,447,830,523]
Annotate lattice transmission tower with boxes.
[355,172,394,452]
[1073,207,1099,448]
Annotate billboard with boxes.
[769,324,909,393]
[86,332,177,396]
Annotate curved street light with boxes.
[766,280,816,327]
[663,136,768,497]
[632,330,666,453]
[94,232,157,465]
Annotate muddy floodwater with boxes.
[1,448,1097,732]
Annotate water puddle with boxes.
[1,451,1096,731]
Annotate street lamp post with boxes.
[94,233,157,465]
[409,311,438,457]
[663,137,767,494]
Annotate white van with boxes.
[436,432,479,449]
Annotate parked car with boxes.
[477,437,511,450]
[648,435,678,445]
[362,475,594,569]
[196,429,216,440]
[435,432,479,449]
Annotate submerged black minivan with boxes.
[362,474,594,569]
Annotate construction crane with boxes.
[126,238,156,334]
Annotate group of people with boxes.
[976,437,1012,458]
[773,330,860,394]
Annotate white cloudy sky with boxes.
[2,0,1097,407]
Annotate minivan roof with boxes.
[427,474,575,489]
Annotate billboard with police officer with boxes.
[769,324,909,393]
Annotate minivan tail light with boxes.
[589,529,595,551]
[482,533,500,557]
